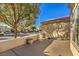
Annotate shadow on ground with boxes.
[0,39,53,56]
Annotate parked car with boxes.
[4,31,11,34]
[4,31,14,36]
[0,32,4,36]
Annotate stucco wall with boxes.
[40,22,70,40]
[0,34,39,53]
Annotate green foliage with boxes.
[0,3,40,38]
[31,26,36,30]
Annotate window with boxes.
[72,7,79,46]
[76,8,79,46]
[72,7,79,45]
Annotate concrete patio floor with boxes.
[0,39,73,56]
[0,39,53,56]
[44,40,73,56]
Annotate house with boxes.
[69,3,79,55]
[40,17,70,40]
[0,25,11,32]
[39,3,79,56]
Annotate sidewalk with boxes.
[44,40,73,56]
[0,39,53,56]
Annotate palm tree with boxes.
[0,3,40,38]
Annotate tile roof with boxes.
[41,17,70,25]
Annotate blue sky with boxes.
[34,3,71,27]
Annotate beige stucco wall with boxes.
[40,22,70,40]
[0,34,39,53]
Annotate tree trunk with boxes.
[14,28,17,38]
[14,24,17,38]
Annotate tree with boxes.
[0,3,39,38]
[31,26,36,31]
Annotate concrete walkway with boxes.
[0,39,53,56]
[0,39,73,56]
[44,40,73,56]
